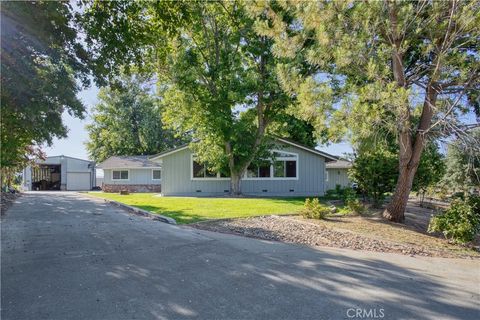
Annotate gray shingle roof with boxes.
[326,160,352,169]
[97,156,161,169]
[149,138,339,161]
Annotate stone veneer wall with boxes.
[102,184,161,193]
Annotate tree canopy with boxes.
[86,76,186,163]
[80,0,311,194]
[1,1,91,182]
[254,0,480,221]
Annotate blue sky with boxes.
[43,86,354,161]
[43,85,99,159]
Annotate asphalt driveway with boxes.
[1,192,479,320]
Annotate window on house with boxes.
[112,170,128,180]
[274,161,285,177]
[247,162,271,178]
[244,150,298,179]
[286,160,297,177]
[273,151,296,158]
[273,160,297,178]
[192,157,228,179]
[258,163,271,177]
[273,151,298,178]
[193,160,205,178]
[152,170,161,180]
[246,165,259,178]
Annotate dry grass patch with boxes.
[292,214,479,258]
[191,211,479,258]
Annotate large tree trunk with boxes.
[226,142,247,196]
[230,173,242,196]
[383,165,418,222]
[383,86,437,222]
[383,3,441,222]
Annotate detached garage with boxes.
[23,156,95,191]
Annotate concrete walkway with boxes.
[1,192,479,320]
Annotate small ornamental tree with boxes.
[349,148,398,208]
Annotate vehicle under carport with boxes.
[31,164,61,191]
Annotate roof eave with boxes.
[148,145,190,160]
[275,138,338,161]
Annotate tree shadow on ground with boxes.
[96,232,479,320]
[3,192,479,320]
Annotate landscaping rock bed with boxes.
[190,215,478,258]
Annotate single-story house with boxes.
[325,159,353,190]
[22,155,95,191]
[99,138,347,196]
[97,155,162,193]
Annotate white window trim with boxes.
[152,169,162,181]
[190,150,300,181]
[190,154,230,181]
[325,170,329,182]
[243,149,299,181]
[112,169,130,181]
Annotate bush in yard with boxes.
[325,189,338,199]
[342,187,356,203]
[428,196,480,243]
[325,185,346,199]
[347,199,366,215]
[301,198,330,219]
[339,187,365,214]
[335,184,343,195]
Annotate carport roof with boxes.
[97,156,161,169]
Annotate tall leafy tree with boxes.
[86,76,185,163]
[1,1,91,182]
[80,0,294,194]
[254,0,480,221]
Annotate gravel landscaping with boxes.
[190,215,480,259]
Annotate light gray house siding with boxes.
[161,144,327,197]
[103,168,161,185]
[97,155,162,192]
[326,168,350,190]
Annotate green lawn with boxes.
[88,192,307,224]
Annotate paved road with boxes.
[1,192,479,320]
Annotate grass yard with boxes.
[88,192,306,224]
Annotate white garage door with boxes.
[67,172,91,191]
